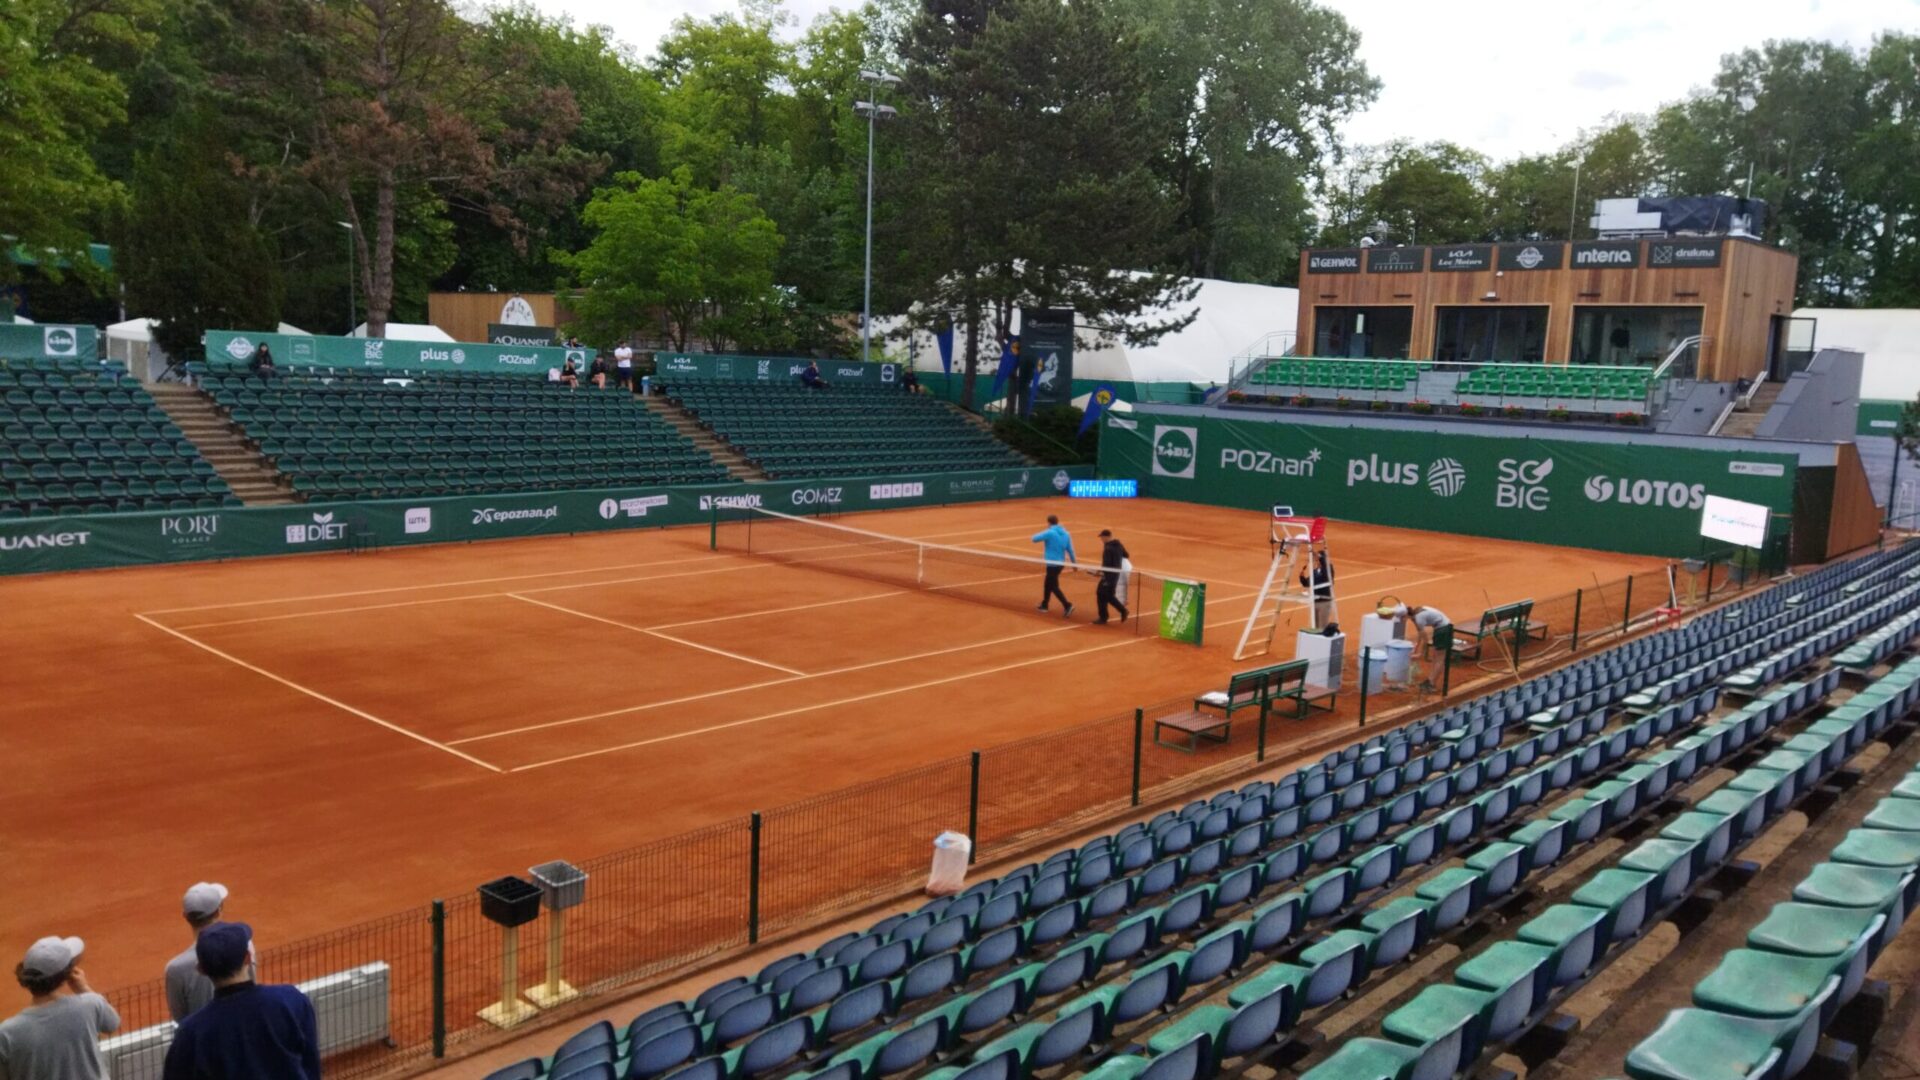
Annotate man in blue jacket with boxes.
[162,923,320,1080]
[1030,514,1077,617]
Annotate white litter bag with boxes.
[926,831,973,895]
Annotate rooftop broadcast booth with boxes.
[1297,214,1798,385]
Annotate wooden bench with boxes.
[1153,711,1234,753]
[1263,658,1338,719]
[1449,600,1548,660]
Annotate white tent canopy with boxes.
[1795,307,1920,401]
[349,322,454,342]
[881,275,1297,388]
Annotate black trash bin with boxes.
[478,875,543,928]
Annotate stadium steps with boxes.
[644,396,769,483]
[147,382,297,505]
[945,403,1040,466]
[1717,382,1784,439]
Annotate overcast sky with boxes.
[529,0,1917,160]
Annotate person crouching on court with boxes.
[0,935,120,1080]
[1095,530,1129,624]
[1031,515,1076,617]
[163,923,320,1080]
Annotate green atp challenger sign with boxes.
[202,329,585,374]
[1107,414,1798,557]
[1159,579,1206,645]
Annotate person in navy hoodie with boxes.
[162,923,320,1080]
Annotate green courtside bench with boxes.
[1450,600,1548,660]
[1158,660,1337,751]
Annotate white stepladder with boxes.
[1233,506,1333,661]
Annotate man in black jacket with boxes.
[1299,547,1334,628]
[1094,529,1130,625]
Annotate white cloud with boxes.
[526,0,1919,162]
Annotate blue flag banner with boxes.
[1078,382,1118,436]
[935,324,954,375]
[988,337,1018,401]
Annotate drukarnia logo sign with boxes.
[1151,425,1199,479]
[1496,458,1555,511]
[598,496,670,520]
[1583,475,1706,509]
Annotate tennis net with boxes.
[713,508,1197,637]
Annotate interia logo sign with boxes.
[870,482,926,500]
[0,530,90,553]
[285,512,348,545]
[160,514,220,547]
[1151,425,1199,478]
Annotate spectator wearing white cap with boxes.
[0,935,120,1080]
[166,883,229,1022]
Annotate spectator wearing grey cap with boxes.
[0,935,120,1080]
[166,883,229,1022]
[162,923,319,1080]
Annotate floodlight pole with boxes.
[855,72,899,365]
[338,220,357,334]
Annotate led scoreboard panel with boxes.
[1069,479,1139,498]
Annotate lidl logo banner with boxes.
[1151,425,1199,479]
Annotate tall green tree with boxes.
[555,167,783,351]
[1120,0,1377,283]
[0,0,160,296]
[886,0,1196,407]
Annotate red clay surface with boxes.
[0,496,1661,993]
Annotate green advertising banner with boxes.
[1099,413,1799,557]
[654,353,901,387]
[0,465,1091,576]
[0,323,99,361]
[1159,579,1206,645]
[201,329,585,374]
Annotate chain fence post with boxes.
[1257,698,1269,762]
[967,751,981,865]
[1131,709,1143,806]
[430,900,446,1059]
[1358,647,1371,727]
[748,812,762,944]
[1570,588,1583,652]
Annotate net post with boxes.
[430,899,446,1059]
[1131,709,1144,806]
[748,812,763,944]
[967,751,981,864]
[709,501,718,551]
[1358,647,1371,727]
[1570,588,1583,652]
[1621,575,1633,635]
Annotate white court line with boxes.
[502,566,1462,771]
[1115,526,1395,570]
[649,588,906,630]
[140,521,1053,617]
[505,586,1281,772]
[508,594,808,676]
[451,614,1111,746]
[132,613,502,772]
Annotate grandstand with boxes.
[199,367,732,501]
[663,380,1029,480]
[0,355,235,517]
[459,539,1920,1080]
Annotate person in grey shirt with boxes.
[0,936,120,1080]
[166,882,229,1022]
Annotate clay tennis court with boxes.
[1,496,1661,995]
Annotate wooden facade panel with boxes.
[1296,238,1797,379]
[427,292,566,344]
[1825,441,1884,558]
